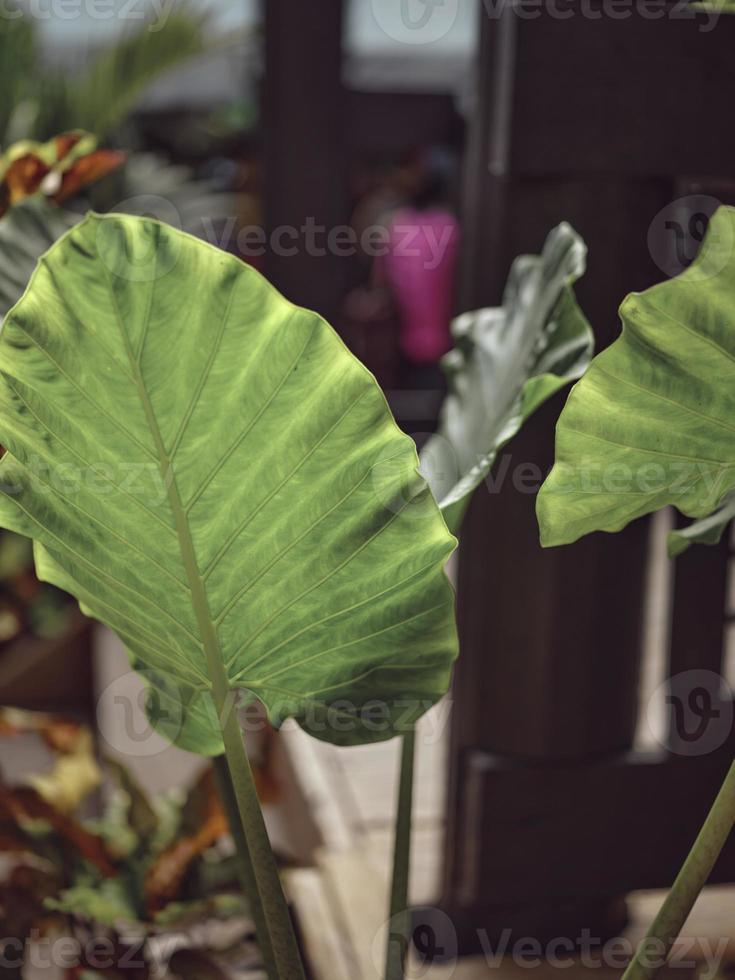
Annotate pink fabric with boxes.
[383,207,460,364]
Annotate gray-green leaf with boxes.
[420,222,593,533]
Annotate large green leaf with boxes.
[0,199,77,319]
[0,213,457,754]
[537,205,735,554]
[420,222,593,533]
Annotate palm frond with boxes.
[0,12,38,145]
[3,5,210,143]
[58,9,208,138]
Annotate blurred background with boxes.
[2,1,735,977]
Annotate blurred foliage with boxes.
[0,130,124,216]
[0,710,256,976]
[0,530,75,645]
[0,3,209,145]
[0,198,77,318]
[0,13,37,146]
[90,151,248,239]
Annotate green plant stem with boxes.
[212,753,279,979]
[385,726,416,980]
[219,705,306,980]
[622,758,735,980]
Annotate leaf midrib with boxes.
[103,263,230,710]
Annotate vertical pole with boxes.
[263,0,346,321]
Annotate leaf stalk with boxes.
[212,753,279,979]
[218,703,306,980]
[622,758,735,980]
[384,726,416,980]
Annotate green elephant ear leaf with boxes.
[420,222,593,533]
[537,205,735,555]
[0,212,457,754]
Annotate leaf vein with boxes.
[7,494,200,647]
[207,387,369,586]
[254,601,447,687]
[6,319,158,462]
[168,273,238,460]
[593,365,735,437]
[562,424,730,466]
[184,308,313,513]
[213,450,407,625]
[11,449,189,594]
[230,542,439,677]
[40,257,136,382]
[2,374,177,538]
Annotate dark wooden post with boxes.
[263,0,346,321]
[423,2,735,957]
